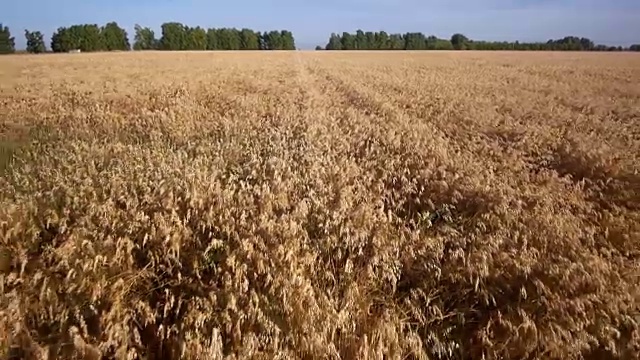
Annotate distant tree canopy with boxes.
[129,23,295,51]
[50,22,129,52]
[152,23,295,51]
[133,25,158,50]
[323,31,630,51]
[25,30,46,53]
[101,22,130,51]
[451,33,470,50]
[0,23,16,54]
[324,31,455,50]
[0,20,635,54]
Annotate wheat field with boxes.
[1,51,639,359]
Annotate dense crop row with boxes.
[0,51,639,359]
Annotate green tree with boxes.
[365,31,375,50]
[240,28,260,50]
[25,30,46,53]
[51,27,72,52]
[79,24,104,51]
[280,30,295,50]
[0,24,16,54]
[389,34,404,50]
[215,28,229,50]
[426,35,453,50]
[257,31,267,50]
[217,28,241,50]
[229,29,242,50]
[186,26,207,50]
[51,24,103,52]
[101,22,130,51]
[341,32,355,50]
[355,30,366,50]
[206,28,219,50]
[315,45,323,50]
[374,31,389,49]
[263,30,283,50]
[631,44,640,52]
[160,22,187,50]
[326,33,342,50]
[451,33,470,50]
[133,25,157,50]
[404,32,426,50]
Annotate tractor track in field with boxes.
[305,61,640,260]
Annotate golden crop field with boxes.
[1,51,639,359]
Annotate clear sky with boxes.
[3,0,640,49]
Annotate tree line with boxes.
[0,22,639,54]
[50,22,130,52]
[137,23,296,51]
[0,23,16,54]
[0,22,295,53]
[321,31,639,52]
[324,31,454,50]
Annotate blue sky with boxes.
[3,0,640,49]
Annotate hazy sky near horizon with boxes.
[4,0,640,49]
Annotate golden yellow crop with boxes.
[0,51,639,359]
